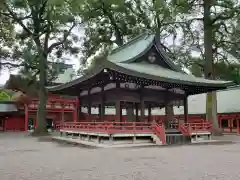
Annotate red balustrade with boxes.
[28,97,78,111]
[58,121,155,134]
[178,121,212,136]
[152,123,166,145]
[58,121,167,144]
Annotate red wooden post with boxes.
[61,102,65,124]
[24,104,28,131]
[34,119,36,128]
[219,117,222,129]
[73,102,78,122]
[237,119,240,134]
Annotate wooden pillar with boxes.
[98,104,101,122]
[237,119,240,134]
[73,98,78,122]
[61,106,64,123]
[115,81,121,121]
[183,95,188,123]
[100,87,105,121]
[116,101,121,121]
[120,102,122,122]
[164,92,171,128]
[140,87,145,122]
[78,96,82,120]
[140,99,145,122]
[148,104,152,122]
[126,103,135,121]
[164,92,174,119]
[87,89,92,122]
[135,103,139,122]
[24,104,28,131]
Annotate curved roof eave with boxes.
[153,43,182,72]
[104,61,233,88]
[48,60,233,93]
[47,65,105,92]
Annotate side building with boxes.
[0,63,78,132]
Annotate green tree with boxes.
[0,0,82,135]
[18,42,72,86]
[170,0,240,134]
[79,0,176,64]
[0,9,16,70]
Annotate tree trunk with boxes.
[203,0,222,135]
[32,53,48,136]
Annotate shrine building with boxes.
[49,32,232,145]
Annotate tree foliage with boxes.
[170,0,240,80]
[80,0,240,82]
[0,0,83,135]
[79,0,178,65]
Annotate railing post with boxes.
[237,119,240,135]
[133,122,135,133]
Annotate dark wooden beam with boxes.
[148,104,152,122]
[99,85,105,121]
[135,103,139,122]
[140,86,145,121]
[87,87,92,122]
[78,95,82,120]
[183,95,188,123]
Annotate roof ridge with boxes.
[110,31,152,55]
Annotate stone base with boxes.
[166,135,191,145]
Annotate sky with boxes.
[0,27,84,86]
[0,69,18,85]
[0,57,81,85]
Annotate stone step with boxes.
[151,134,162,145]
[166,134,191,145]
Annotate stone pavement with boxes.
[1,132,240,180]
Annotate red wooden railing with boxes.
[57,121,167,144]
[57,122,154,134]
[178,122,212,136]
[28,97,78,111]
[56,121,212,143]
[152,123,166,145]
[178,124,191,136]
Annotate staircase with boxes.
[152,121,212,145]
[152,123,166,145]
[178,124,192,136]
[165,129,191,145]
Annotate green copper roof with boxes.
[111,62,232,86]
[108,33,154,63]
[0,89,18,101]
[48,32,234,94]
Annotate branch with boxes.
[212,11,236,24]
[194,61,204,68]
[3,2,33,36]
[27,69,40,87]
[44,12,52,52]
[162,18,203,27]
[47,23,76,54]
[0,61,21,68]
[0,11,31,21]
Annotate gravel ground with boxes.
[1,133,240,180]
